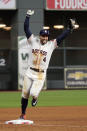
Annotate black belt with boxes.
[30,67,44,72]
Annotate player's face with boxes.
[40,35,49,45]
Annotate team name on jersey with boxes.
[32,49,47,56]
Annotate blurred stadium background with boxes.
[0,0,87,91]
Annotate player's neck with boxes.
[41,43,46,45]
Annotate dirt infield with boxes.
[0,106,87,131]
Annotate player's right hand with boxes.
[26,10,34,17]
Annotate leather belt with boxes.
[30,67,44,72]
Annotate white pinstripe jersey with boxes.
[27,35,57,70]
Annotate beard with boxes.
[41,39,48,45]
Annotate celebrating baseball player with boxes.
[19,10,76,119]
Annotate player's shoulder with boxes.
[47,39,55,44]
[28,34,39,43]
[32,35,40,42]
[47,39,58,48]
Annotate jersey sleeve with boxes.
[27,34,34,44]
[50,39,58,50]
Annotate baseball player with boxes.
[19,10,76,119]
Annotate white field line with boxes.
[0,121,87,128]
[0,122,87,128]
[33,124,87,128]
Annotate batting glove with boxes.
[68,19,76,32]
[26,10,34,17]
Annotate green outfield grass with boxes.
[0,90,87,108]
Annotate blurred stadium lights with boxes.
[0,23,6,28]
[3,26,12,31]
[0,17,6,28]
[53,25,64,29]
[43,24,79,30]
[53,24,79,30]
[43,26,50,29]
[0,17,11,31]
[75,24,79,29]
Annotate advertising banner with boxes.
[46,0,87,10]
[65,68,87,89]
[0,0,16,9]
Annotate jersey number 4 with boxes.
[43,57,46,62]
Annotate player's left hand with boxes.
[68,19,76,31]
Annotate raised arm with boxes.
[24,10,34,39]
[56,19,76,45]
